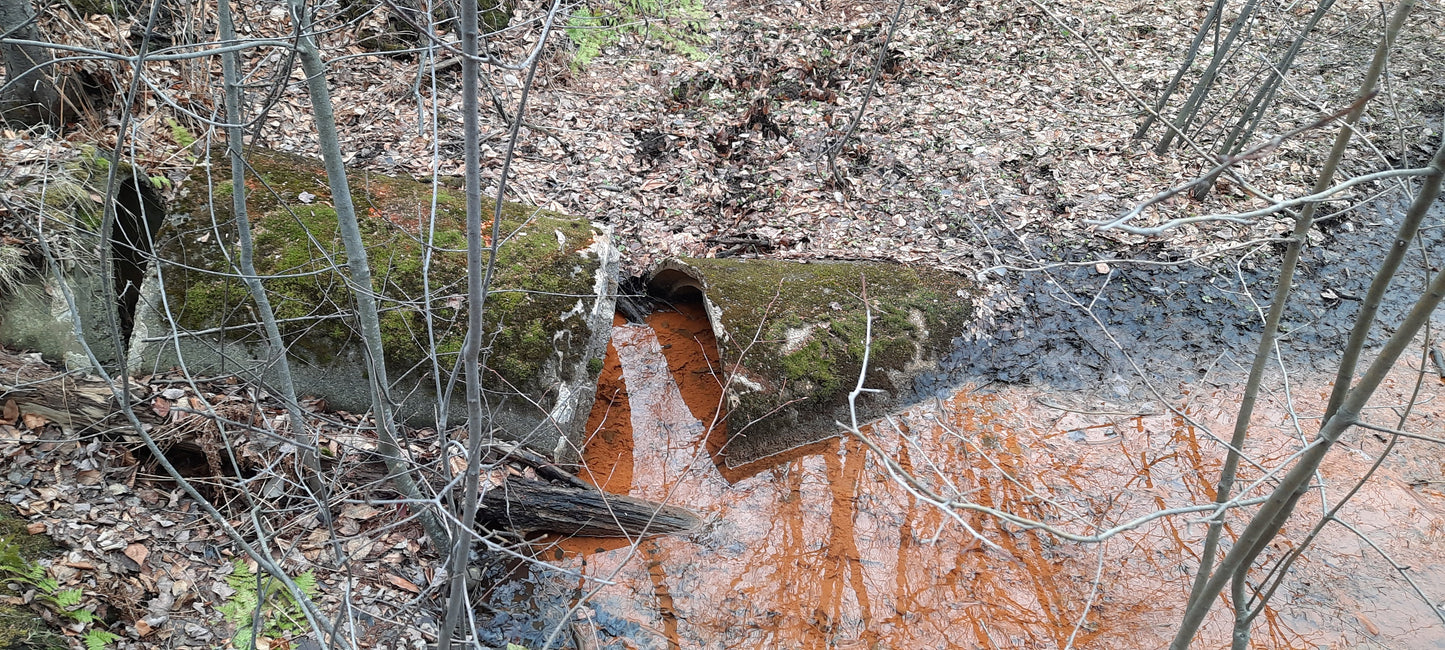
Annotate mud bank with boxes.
[928,198,1445,400]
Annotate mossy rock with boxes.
[648,258,974,466]
[129,147,617,460]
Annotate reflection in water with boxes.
[551,304,1445,649]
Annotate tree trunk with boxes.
[0,0,63,126]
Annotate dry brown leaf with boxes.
[124,543,149,566]
[25,522,45,535]
[340,503,380,520]
[21,412,47,430]
[152,397,171,419]
[1357,612,1379,636]
[387,574,421,594]
[135,618,153,637]
[1,399,17,423]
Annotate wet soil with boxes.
[923,199,1445,400]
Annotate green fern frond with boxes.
[218,559,322,647]
[0,534,113,644]
[52,586,83,607]
[225,558,257,591]
[218,590,257,627]
[83,629,120,650]
[293,570,318,597]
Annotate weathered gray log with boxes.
[478,477,701,538]
[0,347,151,429]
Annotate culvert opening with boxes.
[108,171,165,344]
[643,266,708,304]
[0,163,166,364]
[578,271,735,493]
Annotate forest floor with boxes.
[5,0,1444,273]
[2,0,1445,646]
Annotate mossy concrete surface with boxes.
[0,268,115,369]
[129,147,617,460]
[647,257,975,466]
[0,150,161,370]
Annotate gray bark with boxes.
[286,0,451,552]
[1172,15,1434,649]
[1154,0,1262,154]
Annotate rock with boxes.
[128,148,617,461]
[647,257,975,466]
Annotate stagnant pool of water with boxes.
[476,302,1445,649]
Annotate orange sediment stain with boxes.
[554,304,1445,648]
[577,313,634,495]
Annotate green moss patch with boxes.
[149,148,613,444]
[165,148,600,387]
[650,258,974,465]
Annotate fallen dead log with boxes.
[0,347,151,430]
[479,476,701,538]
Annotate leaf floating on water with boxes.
[1356,612,1379,636]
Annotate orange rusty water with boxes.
[557,305,1445,649]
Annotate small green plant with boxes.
[0,535,120,649]
[217,559,318,649]
[566,0,709,69]
[167,118,197,149]
[166,118,200,165]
